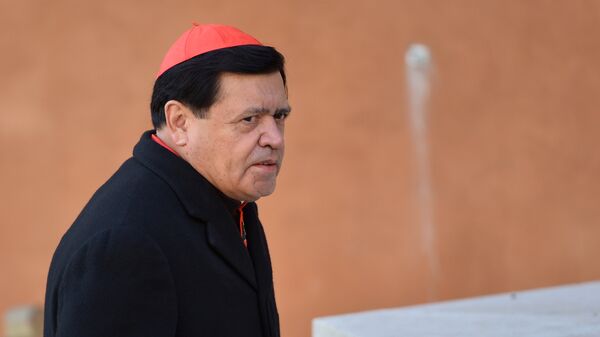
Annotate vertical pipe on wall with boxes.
[405,44,439,301]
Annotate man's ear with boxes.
[164,100,192,146]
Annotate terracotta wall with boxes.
[2,1,600,336]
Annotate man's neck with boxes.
[152,131,180,157]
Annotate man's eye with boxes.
[274,112,289,120]
[242,116,256,123]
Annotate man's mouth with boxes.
[251,160,279,172]
[255,160,276,166]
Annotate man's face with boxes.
[182,72,290,201]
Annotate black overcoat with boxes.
[44,131,280,337]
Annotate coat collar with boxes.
[133,130,257,290]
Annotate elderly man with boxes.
[44,23,289,337]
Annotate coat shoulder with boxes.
[46,227,178,337]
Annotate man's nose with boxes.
[258,117,284,149]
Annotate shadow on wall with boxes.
[4,306,42,337]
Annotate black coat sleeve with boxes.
[55,228,177,337]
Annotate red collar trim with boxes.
[151,134,180,157]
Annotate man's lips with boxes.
[250,159,279,172]
[254,159,277,165]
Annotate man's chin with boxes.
[246,181,277,201]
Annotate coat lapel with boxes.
[244,203,272,291]
[133,130,258,290]
[244,202,280,337]
[205,211,258,290]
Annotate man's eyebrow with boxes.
[243,106,292,115]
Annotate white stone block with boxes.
[313,281,600,337]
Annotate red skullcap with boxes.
[157,23,262,78]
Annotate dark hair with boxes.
[150,45,286,129]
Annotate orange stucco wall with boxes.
[2,1,600,336]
